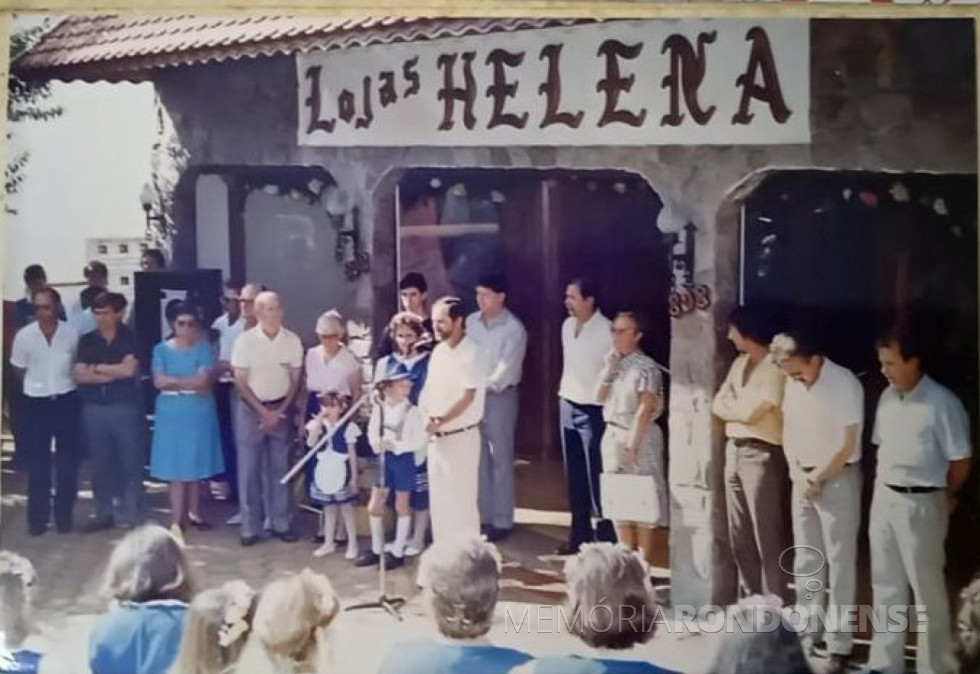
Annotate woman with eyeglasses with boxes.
[149,301,225,542]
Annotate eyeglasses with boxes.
[610,327,636,335]
[319,333,341,339]
[175,319,197,327]
[223,296,239,303]
[239,298,255,305]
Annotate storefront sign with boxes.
[297,19,809,147]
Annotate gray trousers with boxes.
[867,487,956,674]
[792,462,862,656]
[478,386,519,530]
[234,399,292,538]
[83,402,147,526]
[724,439,792,604]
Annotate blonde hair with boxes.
[234,570,339,674]
[170,580,257,674]
[0,552,36,648]
[103,524,195,604]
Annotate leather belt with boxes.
[606,421,631,431]
[733,437,780,451]
[260,397,286,407]
[886,484,942,494]
[433,423,479,439]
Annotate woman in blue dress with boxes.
[150,302,224,540]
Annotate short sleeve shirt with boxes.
[230,326,304,402]
[603,351,663,429]
[873,375,971,487]
[305,344,361,396]
[782,358,864,468]
[76,324,142,405]
[418,336,487,431]
[10,321,79,398]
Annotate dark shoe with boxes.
[28,524,46,537]
[334,536,348,545]
[555,540,582,555]
[807,640,828,657]
[240,535,260,547]
[272,530,297,543]
[385,553,405,570]
[354,551,380,567]
[826,653,850,674]
[80,518,113,534]
[187,515,213,531]
[312,534,326,544]
[486,527,513,543]
[595,520,618,543]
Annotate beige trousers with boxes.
[427,427,481,544]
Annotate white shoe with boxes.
[404,543,423,557]
[313,542,337,557]
[226,513,242,525]
[345,545,359,560]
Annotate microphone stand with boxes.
[345,387,405,621]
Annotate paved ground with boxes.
[0,444,863,673]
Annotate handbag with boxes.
[600,471,663,524]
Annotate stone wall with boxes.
[153,19,976,607]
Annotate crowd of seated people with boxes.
[6,529,980,674]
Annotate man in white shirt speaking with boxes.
[10,287,81,536]
[466,274,527,542]
[419,296,487,544]
[772,328,863,674]
[556,277,616,554]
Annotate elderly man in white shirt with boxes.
[865,326,971,674]
[231,290,304,546]
[419,296,487,544]
[772,329,863,674]
[9,287,81,536]
[555,278,616,554]
[465,274,527,542]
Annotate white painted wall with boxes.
[4,54,156,298]
[195,174,230,275]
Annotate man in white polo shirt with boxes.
[556,277,615,554]
[419,296,487,544]
[10,287,81,536]
[231,290,303,546]
[865,325,971,674]
[772,328,863,674]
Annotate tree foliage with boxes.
[6,21,63,201]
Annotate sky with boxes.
[4,15,157,299]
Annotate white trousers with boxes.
[867,486,956,674]
[427,427,481,544]
[791,463,861,655]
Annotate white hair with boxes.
[419,538,500,640]
[314,310,345,338]
[563,542,658,649]
[0,552,35,648]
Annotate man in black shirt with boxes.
[74,292,147,531]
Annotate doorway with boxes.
[740,169,979,593]
[394,168,671,477]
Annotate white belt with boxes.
[159,390,201,396]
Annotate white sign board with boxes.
[297,19,809,147]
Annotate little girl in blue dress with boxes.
[304,390,362,560]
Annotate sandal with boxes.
[187,514,213,531]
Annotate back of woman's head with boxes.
[171,580,257,674]
[955,577,980,670]
[563,543,658,650]
[420,538,501,640]
[0,552,35,647]
[103,524,195,604]
[235,570,339,674]
[709,596,811,674]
